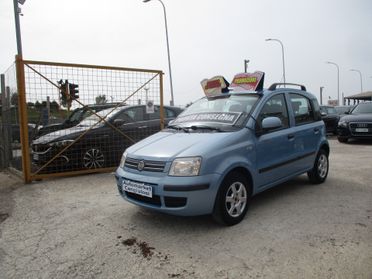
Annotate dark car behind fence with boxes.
[1,56,172,182]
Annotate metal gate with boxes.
[14,56,164,183]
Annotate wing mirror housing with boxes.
[261,117,283,132]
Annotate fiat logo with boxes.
[138,160,145,171]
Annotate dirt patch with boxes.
[137,240,155,259]
[0,213,9,224]
[121,237,155,259]
[122,237,136,246]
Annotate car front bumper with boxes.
[115,167,221,216]
[337,123,372,139]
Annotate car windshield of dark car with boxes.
[67,108,84,123]
[351,103,372,114]
[326,107,337,114]
[335,106,352,115]
[78,107,119,127]
[169,94,259,131]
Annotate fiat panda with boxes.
[115,72,329,225]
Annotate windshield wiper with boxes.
[188,125,222,132]
[167,124,190,133]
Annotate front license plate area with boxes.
[122,179,153,198]
[355,128,368,133]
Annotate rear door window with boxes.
[289,94,315,125]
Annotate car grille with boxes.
[125,192,162,207]
[124,157,166,172]
[164,197,187,208]
[349,122,372,136]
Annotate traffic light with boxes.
[58,79,69,108]
[69,83,79,100]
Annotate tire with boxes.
[307,149,329,184]
[337,136,348,143]
[212,171,251,226]
[82,147,105,169]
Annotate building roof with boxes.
[344,91,372,100]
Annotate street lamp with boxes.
[13,0,26,56]
[265,38,286,85]
[325,61,340,105]
[244,59,250,73]
[350,69,363,93]
[143,0,175,106]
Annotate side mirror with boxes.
[113,119,125,126]
[261,117,282,131]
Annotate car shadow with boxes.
[344,138,372,145]
[125,175,313,230]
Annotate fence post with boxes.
[159,72,164,130]
[15,55,31,183]
[1,75,6,168]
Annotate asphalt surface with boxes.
[0,138,371,279]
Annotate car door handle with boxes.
[314,128,320,134]
[287,134,295,140]
[138,126,148,129]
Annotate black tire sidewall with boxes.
[308,149,329,184]
[213,172,251,226]
[337,136,348,143]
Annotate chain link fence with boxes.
[0,64,20,171]
[1,57,177,182]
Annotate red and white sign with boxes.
[230,71,265,91]
[328,100,338,106]
[201,76,229,97]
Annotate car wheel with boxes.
[82,147,105,169]
[307,149,329,184]
[337,136,348,143]
[213,171,251,226]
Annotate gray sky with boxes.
[1,0,371,106]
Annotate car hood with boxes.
[127,130,236,159]
[32,125,91,144]
[340,113,372,122]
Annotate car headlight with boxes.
[338,120,348,128]
[169,157,201,176]
[119,151,128,168]
[49,139,74,147]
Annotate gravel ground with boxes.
[0,138,371,279]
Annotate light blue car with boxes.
[115,75,329,225]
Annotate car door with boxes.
[145,106,177,134]
[110,106,147,164]
[288,93,322,171]
[255,93,298,188]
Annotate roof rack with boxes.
[268,83,306,91]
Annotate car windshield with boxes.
[78,107,120,127]
[170,94,259,131]
[335,106,352,115]
[320,106,337,114]
[68,108,84,123]
[351,102,372,114]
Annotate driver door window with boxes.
[257,94,289,132]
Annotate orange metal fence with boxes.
[11,56,165,183]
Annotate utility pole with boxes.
[320,86,324,105]
[244,59,250,73]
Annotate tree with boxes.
[35,101,42,110]
[50,101,59,112]
[10,93,18,106]
[95,95,107,105]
